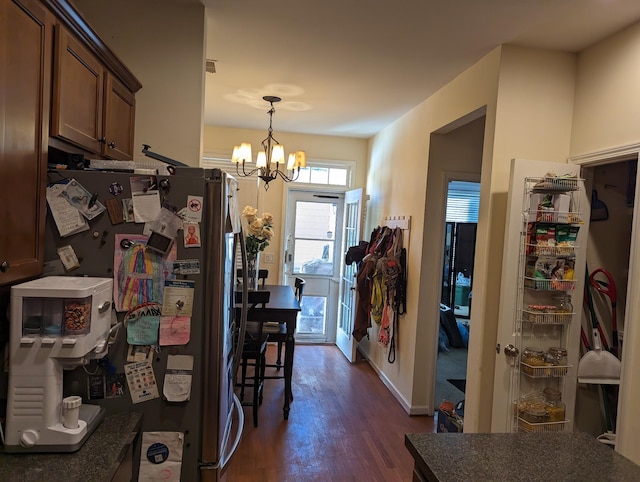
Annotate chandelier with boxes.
[231,95,306,190]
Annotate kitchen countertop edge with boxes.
[0,410,143,482]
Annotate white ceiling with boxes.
[203,0,640,139]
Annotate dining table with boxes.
[236,284,301,419]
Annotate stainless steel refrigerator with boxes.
[42,167,246,480]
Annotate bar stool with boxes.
[235,289,270,427]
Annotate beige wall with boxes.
[572,21,640,156]
[203,125,368,282]
[73,0,206,166]
[478,45,577,430]
[362,48,501,415]
[361,45,577,431]
[570,19,640,464]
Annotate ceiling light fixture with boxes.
[231,95,306,190]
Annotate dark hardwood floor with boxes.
[225,344,435,481]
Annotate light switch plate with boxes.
[264,253,275,264]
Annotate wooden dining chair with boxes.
[235,289,270,427]
[263,277,305,391]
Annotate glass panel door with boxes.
[336,188,363,362]
[284,190,344,342]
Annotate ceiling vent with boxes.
[206,59,217,73]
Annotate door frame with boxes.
[430,171,480,413]
[569,143,640,460]
[281,185,347,343]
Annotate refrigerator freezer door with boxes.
[201,173,247,477]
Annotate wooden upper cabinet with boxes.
[51,22,139,160]
[104,73,136,160]
[0,0,53,285]
[51,26,104,155]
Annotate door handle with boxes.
[503,344,519,359]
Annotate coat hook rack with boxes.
[383,215,411,253]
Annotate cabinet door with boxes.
[51,25,104,155]
[0,0,52,285]
[103,73,136,160]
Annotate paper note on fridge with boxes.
[132,191,162,223]
[159,315,191,346]
[138,431,184,482]
[162,280,195,317]
[125,302,162,345]
[163,355,194,402]
[46,183,90,237]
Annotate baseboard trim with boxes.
[357,347,433,416]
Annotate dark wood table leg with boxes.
[283,317,295,419]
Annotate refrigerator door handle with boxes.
[232,230,250,383]
[220,394,245,469]
[199,394,245,473]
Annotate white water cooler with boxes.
[4,276,113,453]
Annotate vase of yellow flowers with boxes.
[242,206,274,290]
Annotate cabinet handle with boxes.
[0,261,9,273]
[99,137,106,144]
[108,141,116,149]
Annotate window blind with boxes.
[446,181,480,223]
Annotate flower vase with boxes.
[247,253,260,290]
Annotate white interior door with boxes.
[284,190,344,343]
[336,188,364,362]
[491,158,590,431]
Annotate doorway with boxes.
[574,158,636,438]
[283,189,345,343]
[435,180,479,407]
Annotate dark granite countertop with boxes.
[405,431,640,481]
[0,410,142,482]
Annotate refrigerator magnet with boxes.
[171,259,200,275]
[56,245,80,271]
[124,361,159,404]
[185,195,203,222]
[109,182,123,196]
[183,222,201,248]
[106,198,125,224]
[146,231,174,256]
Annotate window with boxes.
[295,165,351,187]
[202,149,236,173]
[446,181,480,223]
[294,162,351,187]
